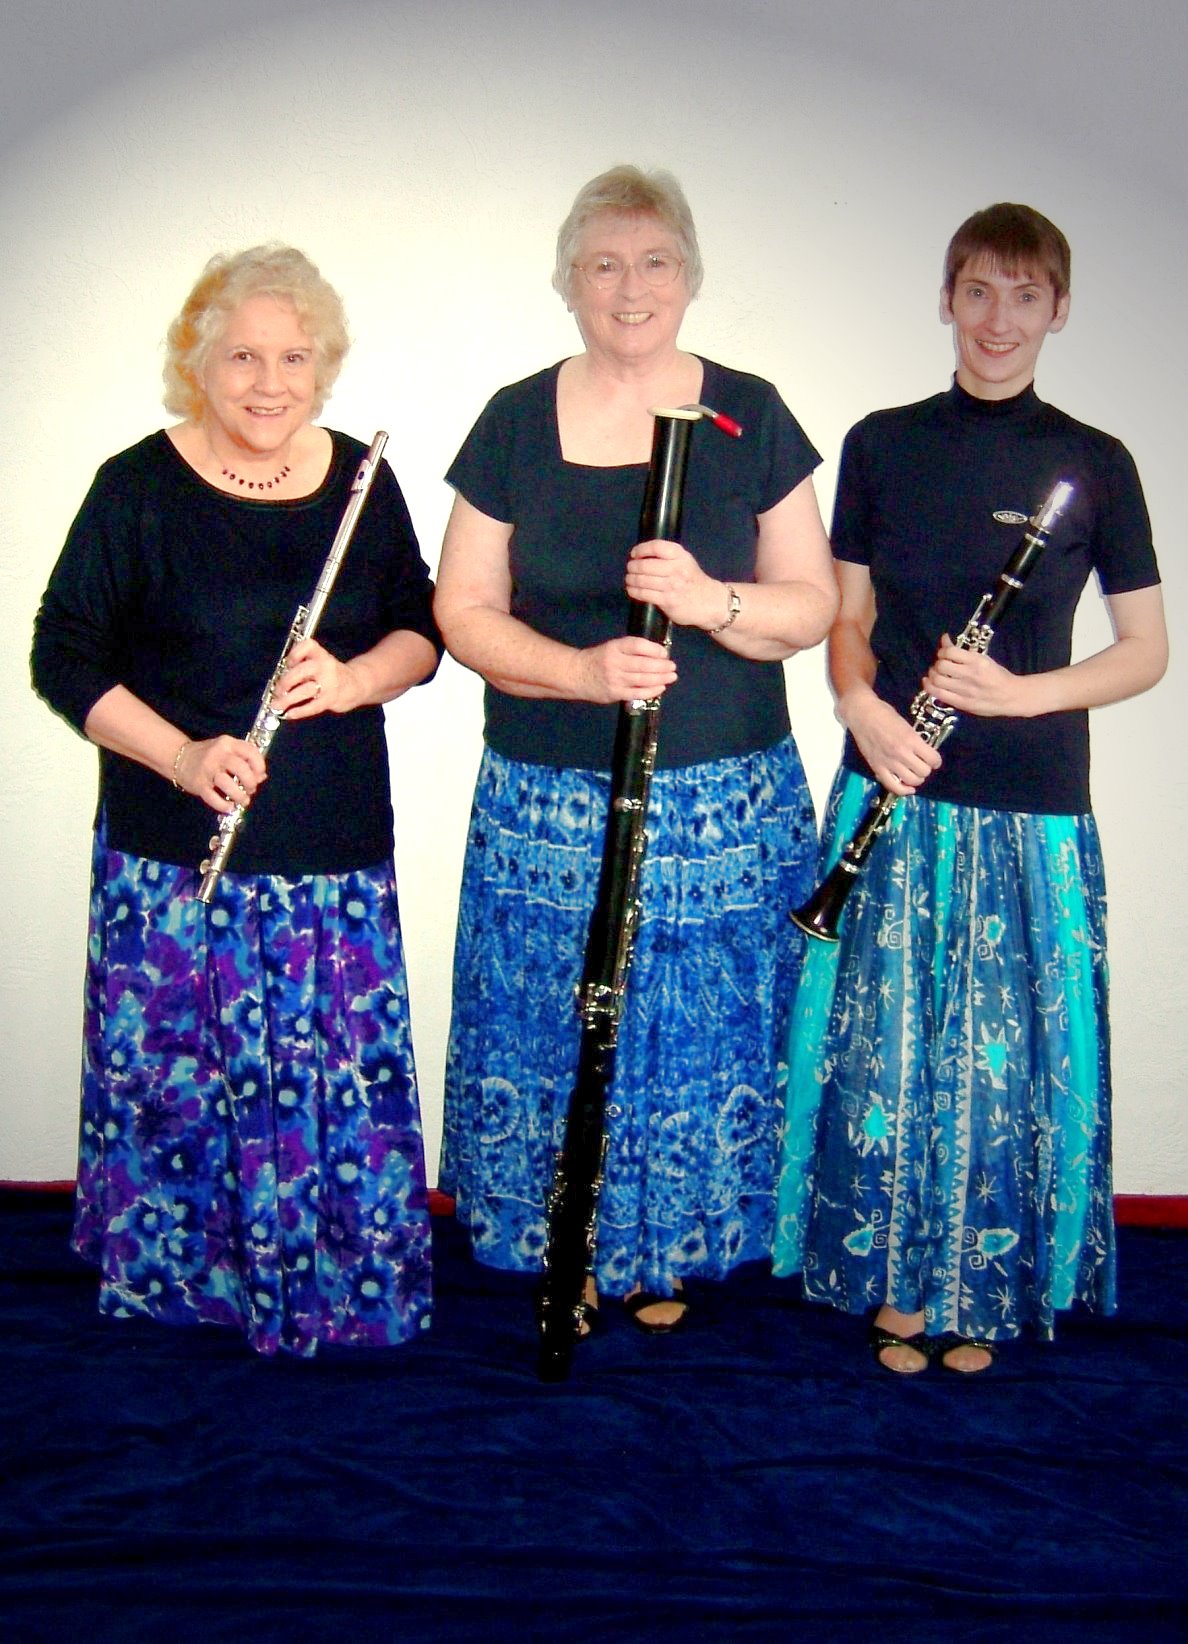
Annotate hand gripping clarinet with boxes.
[536,403,742,1383]
[791,478,1073,943]
[196,431,388,904]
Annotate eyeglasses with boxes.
[573,252,685,291]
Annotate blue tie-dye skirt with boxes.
[71,823,432,1356]
[439,737,818,1298]
[773,769,1115,1341]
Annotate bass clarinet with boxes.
[196,431,388,904]
[791,478,1073,943]
[536,402,742,1383]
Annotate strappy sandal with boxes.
[624,1289,689,1335]
[937,1334,997,1374]
[870,1322,935,1375]
[577,1301,602,1339]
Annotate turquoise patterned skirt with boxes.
[73,824,433,1356]
[773,770,1115,1341]
[439,738,818,1298]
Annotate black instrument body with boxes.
[536,411,694,1382]
[791,480,1073,943]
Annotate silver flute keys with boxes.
[195,431,389,904]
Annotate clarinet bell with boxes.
[789,868,849,943]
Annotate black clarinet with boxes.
[791,478,1073,943]
[536,403,741,1383]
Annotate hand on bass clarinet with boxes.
[573,634,678,705]
[625,537,726,631]
[841,685,943,797]
[174,735,267,814]
[923,634,1034,718]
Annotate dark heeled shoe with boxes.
[624,1289,689,1335]
[869,1321,935,1375]
[937,1334,997,1374]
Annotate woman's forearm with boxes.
[438,606,588,699]
[338,630,439,706]
[1016,631,1168,715]
[84,685,191,781]
[698,577,839,663]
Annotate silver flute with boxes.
[195,431,389,903]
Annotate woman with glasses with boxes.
[434,165,837,1333]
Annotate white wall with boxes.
[1,0,1184,1191]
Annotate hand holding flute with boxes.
[194,430,388,902]
[173,635,357,805]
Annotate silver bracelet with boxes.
[708,584,741,635]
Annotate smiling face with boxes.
[941,258,1069,400]
[568,212,691,371]
[201,291,317,457]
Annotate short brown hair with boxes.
[943,203,1071,304]
[163,244,349,422]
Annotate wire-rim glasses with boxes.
[573,252,684,291]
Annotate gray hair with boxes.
[552,165,704,303]
[163,244,350,422]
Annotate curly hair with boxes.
[552,164,704,303]
[163,244,350,422]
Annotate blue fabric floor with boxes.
[2,1191,1186,1642]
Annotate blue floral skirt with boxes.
[72,824,432,1356]
[773,770,1115,1341]
[439,738,818,1298]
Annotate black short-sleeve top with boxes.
[832,383,1159,814]
[446,358,821,771]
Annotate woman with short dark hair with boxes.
[774,204,1167,1373]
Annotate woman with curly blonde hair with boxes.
[32,245,441,1356]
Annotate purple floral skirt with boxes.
[72,824,432,1356]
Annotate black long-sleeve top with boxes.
[32,430,442,875]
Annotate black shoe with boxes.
[937,1334,997,1374]
[624,1289,689,1335]
[869,1321,935,1375]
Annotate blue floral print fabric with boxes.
[774,771,1115,1341]
[439,738,818,1299]
[72,825,432,1356]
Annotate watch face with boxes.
[710,587,740,633]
